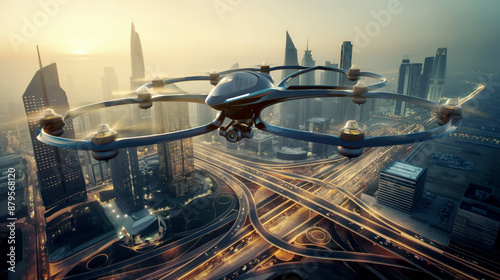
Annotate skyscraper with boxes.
[395,58,412,116]
[22,47,87,211]
[197,103,216,142]
[153,89,196,198]
[305,117,329,157]
[130,22,146,90]
[337,41,359,124]
[281,31,299,85]
[377,161,426,213]
[279,31,303,149]
[107,23,148,213]
[449,183,500,265]
[301,41,316,124]
[321,61,339,122]
[395,58,422,116]
[300,41,315,85]
[417,57,434,99]
[130,23,151,132]
[101,67,119,101]
[427,47,447,102]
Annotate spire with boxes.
[306,39,309,51]
[35,45,49,105]
[36,45,43,69]
[285,30,296,50]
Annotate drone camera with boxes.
[219,123,253,143]
[90,124,119,161]
[38,109,66,136]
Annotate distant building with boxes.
[22,48,87,211]
[417,57,434,99]
[305,117,329,157]
[81,150,111,186]
[0,154,27,196]
[197,103,216,143]
[301,41,316,124]
[130,23,152,134]
[449,183,500,264]
[244,132,273,154]
[153,86,196,198]
[110,147,144,214]
[377,161,426,213]
[427,47,447,102]
[300,41,315,85]
[279,31,303,149]
[321,61,339,122]
[395,58,422,116]
[101,67,119,101]
[337,41,359,124]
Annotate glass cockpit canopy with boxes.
[210,72,259,97]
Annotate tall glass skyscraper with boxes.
[110,147,144,213]
[279,31,303,149]
[337,41,359,124]
[23,48,87,211]
[154,97,196,197]
[395,58,422,116]
[108,23,146,213]
[417,57,434,99]
[428,47,447,102]
[130,23,152,133]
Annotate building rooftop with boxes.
[382,161,425,181]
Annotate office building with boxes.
[301,41,316,124]
[244,132,273,154]
[279,31,303,149]
[300,41,315,85]
[153,89,196,198]
[321,61,339,122]
[101,67,119,101]
[130,23,151,133]
[417,57,434,99]
[110,147,144,213]
[427,47,447,102]
[449,183,500,264]
[305,117,329,157]
[197,103,216,143]
[394,58,412,115]
[337,41,359,124]
[377,161,426,213]
[22,48,87,211]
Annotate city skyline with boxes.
[1,2,500,280]
[1,1,499,106]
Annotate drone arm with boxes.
[162,76,212,84]
[63,94,208,122]
[255,116,456,148]
[151,94,207,104]
[63,97,140,121]
[38,111,225,151]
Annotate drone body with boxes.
[37,65,463,160]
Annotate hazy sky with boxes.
[1,0,499,106]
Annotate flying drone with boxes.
[36,65,463,160]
